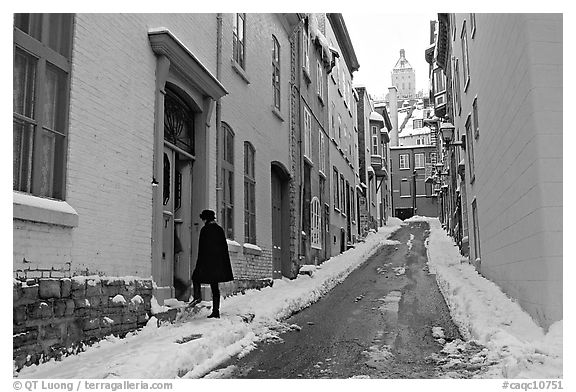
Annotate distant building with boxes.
[391,49,416,99]
[390,145,438,220]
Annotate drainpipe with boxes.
[215,13,223,222]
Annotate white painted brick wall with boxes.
[453,13,562,328]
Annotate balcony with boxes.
[434,91,447,118]
[370,154,382,170]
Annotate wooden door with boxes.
[271,170,282,279]
[161,147,175,290]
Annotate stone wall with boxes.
[13,276,153,371]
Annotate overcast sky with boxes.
[344,12,438,100]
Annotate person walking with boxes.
[190,209,234,318]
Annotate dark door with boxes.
[271,169,283,279]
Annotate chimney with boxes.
[388,86,399,146]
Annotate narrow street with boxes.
[207,221,483,379]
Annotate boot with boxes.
[208,292,220,318]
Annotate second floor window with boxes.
[272,36,281,110]
[415,153,425,169]
[303,107,312,160]
[244,142,256,243]
[319,132,326,175]
[399,154,410,169]
[465,116,476,183]
[13,13,74,200]
[233,13,246,69]
[371,126,379,155]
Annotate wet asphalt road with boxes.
[208,221,466,378]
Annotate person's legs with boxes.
[208,282,220,318]
[190,279,202,306]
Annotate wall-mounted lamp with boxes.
[439,122,465,149]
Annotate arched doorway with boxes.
[271,162,290,279]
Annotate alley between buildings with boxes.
[205,221,486,379]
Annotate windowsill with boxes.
[271,106,284,122]
[243,243,262,256]
[13,191,79,228]
[348,108,352,118]
[227,239,242,253]
[338,88,343,97]
[311,245,322,250]
[331,73,336,84]
[302,67,311,84]
[400,196,412,199]
[471,26,476,38]
[470,175,476,185]
[317,94,324,106]
[334,206,340,213]
[464,76,470,93]
[319,170,326,179]
[304,155,313,166]
[231,58,250,84]
[399,168,411,170]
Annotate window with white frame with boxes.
[272,36,281,110]
[302,26,310,76]
[13,13,74,200]
[319,132,326,175]
[311,197,321,249]
[371,126,379,155]
[303,107,312,160]
[461,21,470,89]
[465,116,475,183]
[233,13,246,69]
[340,174,345,213]
[316,60,323,100]
[473,97,480,139]
[415,153,425,168]
[333,167,339,210]
[399,154,410,169]
[244,142,256,243]
[220,123,235,239]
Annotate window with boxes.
[454,58,462,115]
[316,60,323,100]
[430,152,437,165]
[350,187,355,222]
[465,116,475,183]
[319,132,326,175]
[433,68,446,93]
[220,123,234,239]
[416,179,425,196]
[400,179,410,197]
[311,197,321,249]
[340,174,346,213]
[413,119,423,129]
[272,36,281,110]
[337,114,342,142]
[13,13,74,200]
[303,107,312,160]
[233,13,246,69]
[461,21,470,89]
[470,13,476,38]
[244,142,256,243]
[371,126,379,155]
[399,154,410,169]
[333,167,339,210]
[472,199,481,260]
[415,153,425,169]
[302,26,310,75]
[473,97,480,139]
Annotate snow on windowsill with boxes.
[243,243,262,256]
[13,191,79,227]
[227,239,242,253]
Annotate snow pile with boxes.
[409,216,563,379]
[17,221,404,379]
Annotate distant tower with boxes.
[391,49,416,99]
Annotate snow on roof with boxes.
[369,111,384,122]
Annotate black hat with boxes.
[199,209,216,221]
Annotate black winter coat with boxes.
[192,221,234,283]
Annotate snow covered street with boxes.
[16,217,562,379]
